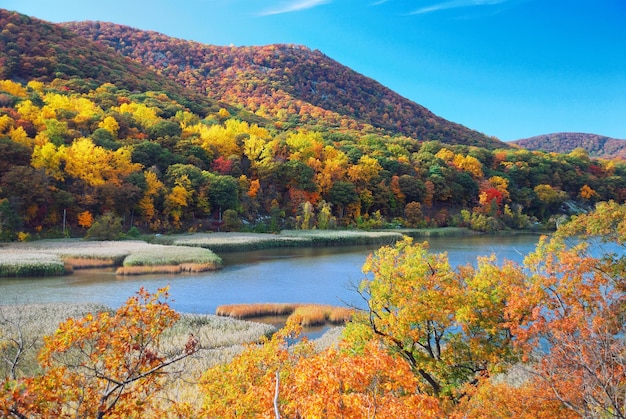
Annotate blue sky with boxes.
[4,0,626,141]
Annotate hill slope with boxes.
[63,21,505,149]
[0,9,229,116]
[512,133,626,159]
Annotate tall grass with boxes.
[170,230,404,253]
[0,252,67,277]
[0,303,274,380]
[116,246,222,275]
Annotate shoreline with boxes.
[0,227,520,278]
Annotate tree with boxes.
[346,237,523,400]
[2,287,198,418]
[200,317,442,418]
[85,212,123,240]
[328,181,358,219]
[506,201,626,418]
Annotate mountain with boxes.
[512,133,626,159]
[62,21,505,149]
[0,9,232,117]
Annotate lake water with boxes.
[0,234,541,315]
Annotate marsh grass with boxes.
[1,302,344,411]
[0,252,66,277]
[216,303,355,326]
[121,246,222,267]
[1,239,222,277]
[169,230,404,253]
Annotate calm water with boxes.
[0,234,541,314]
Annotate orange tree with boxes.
[506,200,626,418]
[1,287,198,419]
[200,316,442,418]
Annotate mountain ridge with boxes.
[62,20,506,149]
[512,132,626,159]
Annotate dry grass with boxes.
[115,265,184,275]
[216,303,355,326]
[62,257,117,269]
[115,262,220,275]
[216,303,296,318]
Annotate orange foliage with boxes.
[2,288,196,418]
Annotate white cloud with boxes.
[410,0,509,15]
[260,0,331,16]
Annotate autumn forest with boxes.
[1,8,626,418]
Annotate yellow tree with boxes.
[200,317,442,418]
[347,237,523,401]
[63,138,140,186]
[137,171,165,229]
[31,142,66,181]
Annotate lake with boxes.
[0,234,541,315]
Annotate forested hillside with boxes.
[1,9,626,240]
[512,132,626,159]
[63,21,504,149]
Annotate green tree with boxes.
[328,181,358,219]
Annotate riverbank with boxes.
[0,227,478,277]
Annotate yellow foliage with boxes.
[116,102,159,128]
[32,142,66,181]
[63,138,140,186]
[0,80,28,97]
[26,80,44,93]
[435,147,455,162]
[0,114,12,133]
[9,126,30,148]
[98,115,120,136]
[452,154,484,178]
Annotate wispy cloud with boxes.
[259,0,331,16]
[409,0,510,15]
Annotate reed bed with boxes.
[216,303,297,318]
[121,247,222,267]
[1,239,222,276]
[62,257,117,269]
[216,303,355,326]
[169,230,403,253]
[0,252,67,277]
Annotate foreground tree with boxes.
[1,287,198,418]
[345,237,524,401]
[200,316,441,417]
[506,200,626,418]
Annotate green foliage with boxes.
[85,212,123,240]
[221,209,242,232]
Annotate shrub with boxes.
[85,212,123,240]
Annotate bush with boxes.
[85,212,123,240]
[222,209,242,232]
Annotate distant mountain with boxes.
[512,133,626,159]
[63,21,505,149]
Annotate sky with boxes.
[4,0,626,141]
